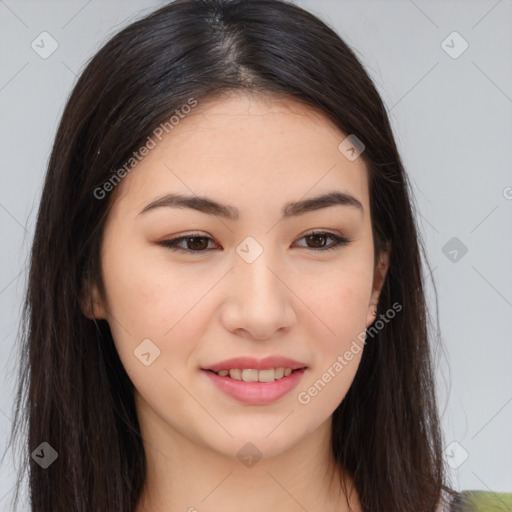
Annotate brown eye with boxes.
[305,233,329,248]
[184,237,210,250]
[294,231,351,251]
[159,234,218,252]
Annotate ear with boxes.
[366,245,390,327]
[79,281,107,320]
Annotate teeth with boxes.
[258,369,275,383]
[217,367,296,382]
[242,369,259,382]
[229,369,242,380]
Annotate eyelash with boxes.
[158,231,352,254]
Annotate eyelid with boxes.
[158,231,219,252]
[292,230,352,251]
[157,229,353,254]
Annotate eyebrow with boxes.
[137,191,363,220]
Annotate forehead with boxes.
[111,92,370,217]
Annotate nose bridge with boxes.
[224,236,293,337]
[235,238,283,305]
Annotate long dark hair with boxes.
[6,0,456,510]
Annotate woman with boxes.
[7,0,468,510]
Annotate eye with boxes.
[158,230,351,253]
[158,233,219,252]
[293,231,352,251]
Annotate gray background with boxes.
[1,0,511,508]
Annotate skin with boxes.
[85,92,389,512]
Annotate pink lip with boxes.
[202,367,307,405]
[203,356,307,372]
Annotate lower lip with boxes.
[202,368,307,405]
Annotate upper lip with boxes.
[203,356,307,372]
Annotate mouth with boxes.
[201,366,307,405]
[205,367,303,382]
[201,356,308,404]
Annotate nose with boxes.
[220,247,296,340]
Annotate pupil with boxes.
[188,237,208,250]
[308,234,326,248]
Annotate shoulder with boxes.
[441,490,512,511]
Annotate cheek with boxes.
[295,277,370,416]
[300,259,373,341]
[100,239,214,379]
[101,232,194,334]
[294,258,372,403]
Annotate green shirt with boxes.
[449,491,512,511]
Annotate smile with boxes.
[203,367,307,405]
[213,367,295,382]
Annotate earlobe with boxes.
[79,284,107,320]
[366,302,378,327]
[91,298,107,319]
[373,249,390,294]
[366,247,390,326]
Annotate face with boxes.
[88,92,388,460]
